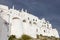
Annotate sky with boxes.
[0,0,60,37]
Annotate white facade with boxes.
[0,17,9,40]
[0,4,59,39]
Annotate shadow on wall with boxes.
[0,17,9,40]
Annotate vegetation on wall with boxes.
[8,34,32,40]
[20,34,32,40]
[8,34,60,40]
[8,35,17,40]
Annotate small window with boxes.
[29,21,31,24]
[44,30,45,32]
[23,20,26,22]
[37,34,39,39]
[12,17,19,19]
[33,19,35,21]
[36,19,37,21]
[0,10,3,13]
[47,24,49,26]
[28,17,29,20]
[4,21,9,25]
[33,22,36,24]
[44,22,46,24]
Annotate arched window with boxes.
[12,17,19,19]
[33,22,37,25]
[44,30,45,32]
[23,19,26,22]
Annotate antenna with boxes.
[12,5,14,9]
[21,8,24,12]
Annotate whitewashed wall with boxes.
[0,4,59,39]
[0,17,8,40]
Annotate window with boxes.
[43,22,46,24]
[12,17,19,19]
[23,20,26,22]
[37,34,39,39]
[33,22,37,25]
[4,21,9,25]
[47,24,49,27]
[44,30,45,32]
[33,19,35,21]
[36,19,37,21]
[29,21,31,24]
[0,10,3,13]
[28,17,29,20]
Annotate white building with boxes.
[0,17,9,40]
[0,4,59,40]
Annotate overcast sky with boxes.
[0,0,60,37]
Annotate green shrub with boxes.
[21,34,32,40]
[8,35,16,40]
